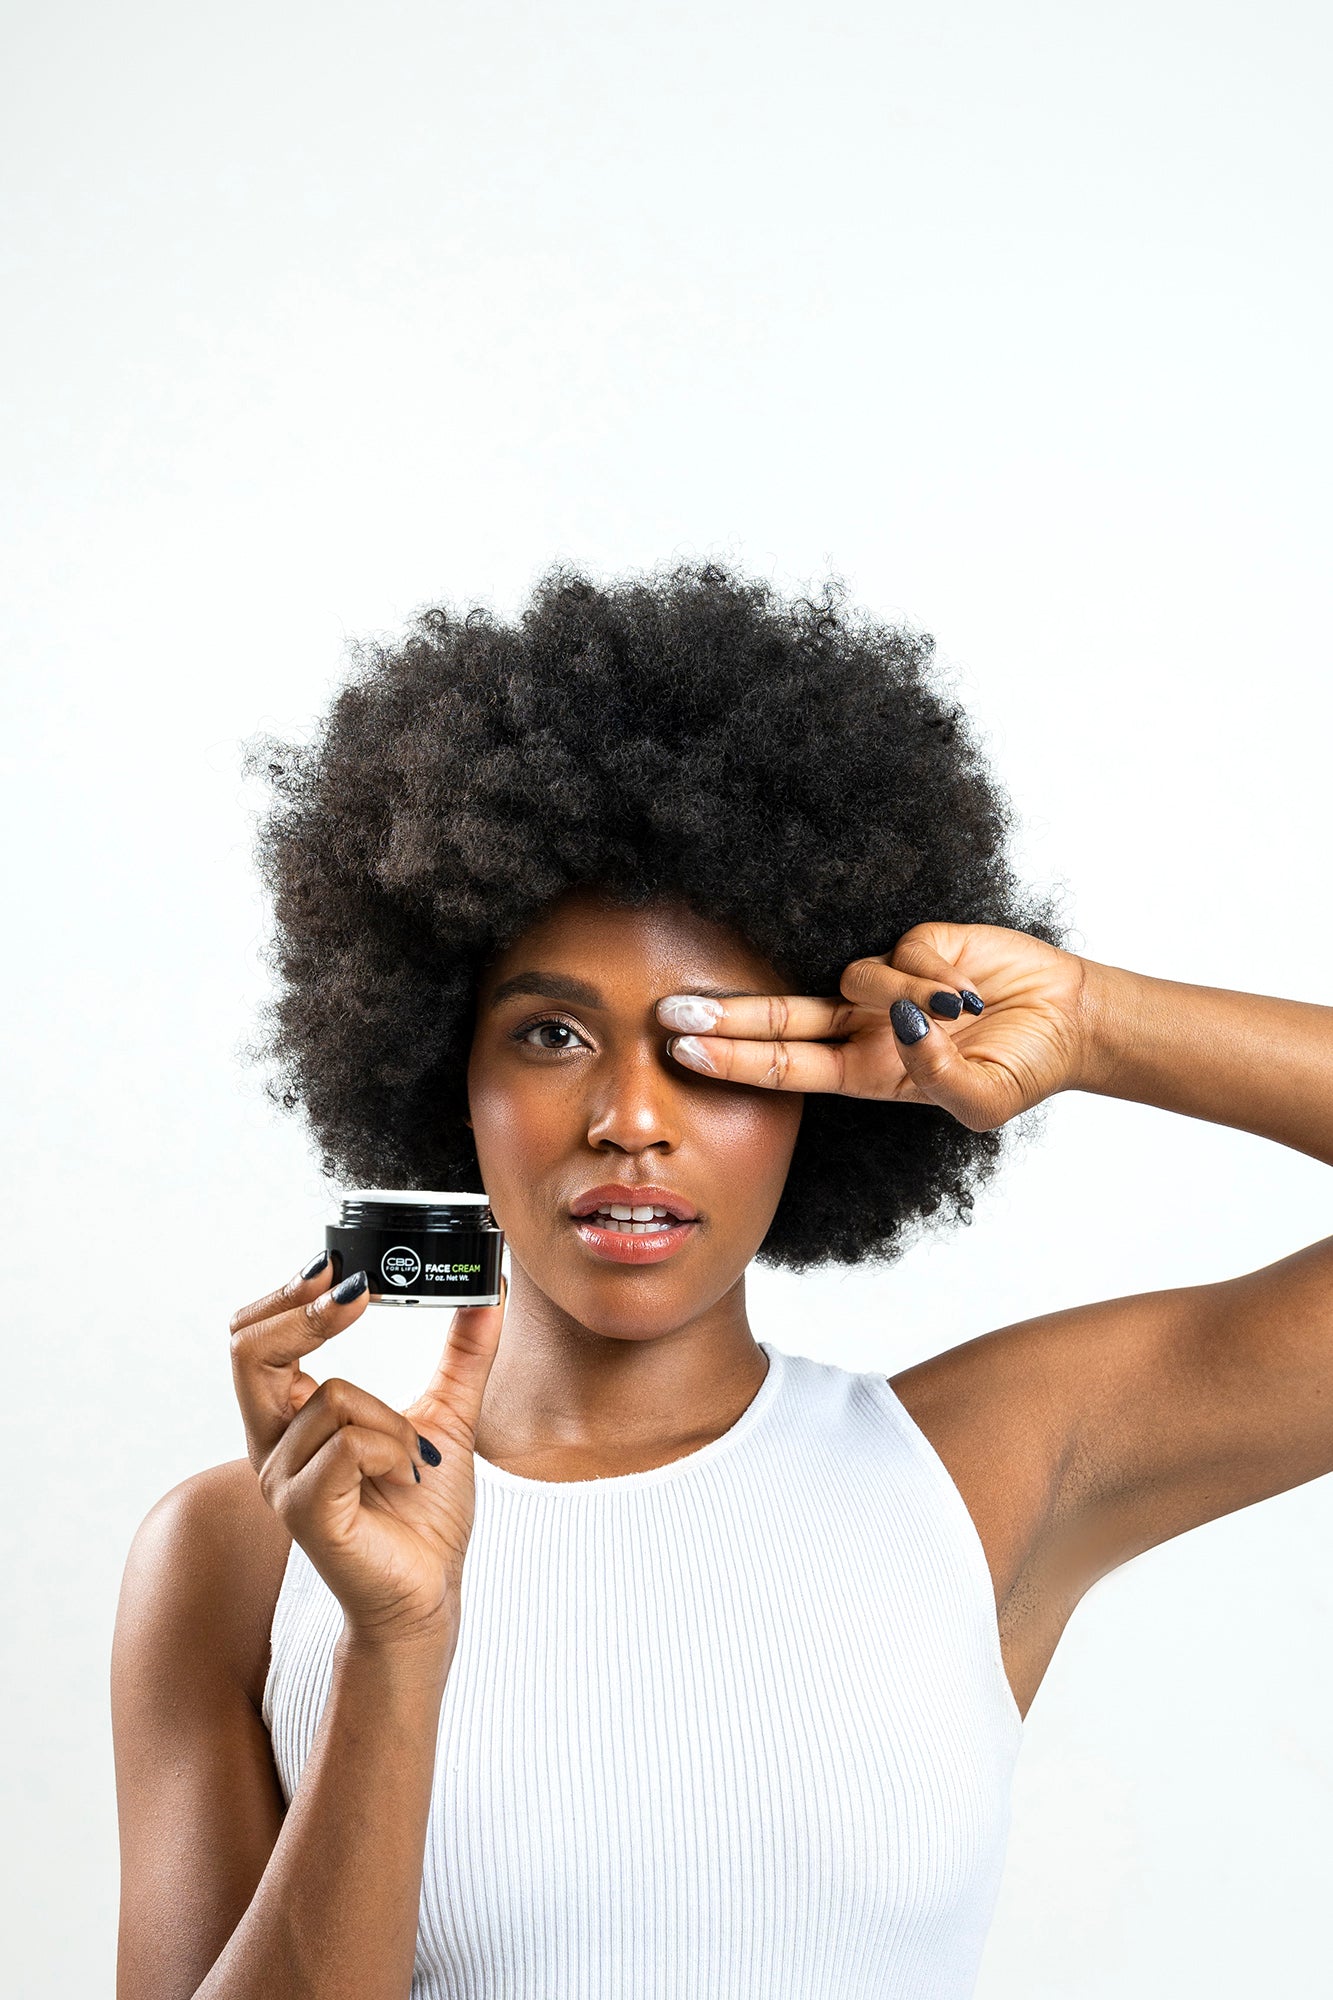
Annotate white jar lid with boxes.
[342,1188,490,1204]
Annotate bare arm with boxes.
[193,1627,455,2000]
[663,926,1333,1581]
[1074,956,1333,1166]
[902,955,1333,1595]
[112,1466,457,2000]
[1033,958,1333,1571]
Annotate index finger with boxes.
[228,1249,335,1336]
[229,1258,369,1465]
[656,992,856,1043]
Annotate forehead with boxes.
[476,888,781,1002]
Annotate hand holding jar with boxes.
[228,1252,507,1650]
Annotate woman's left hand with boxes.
[657,922,1095,1132]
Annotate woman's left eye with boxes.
[516,1016,589,1052]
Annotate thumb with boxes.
[407,1271,508,1443]
[888,1001,1006,1131]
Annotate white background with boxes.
[3,2,1332,1993]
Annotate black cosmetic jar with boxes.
[326,1190,504,1307]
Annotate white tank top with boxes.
[263,1340,1023,1998]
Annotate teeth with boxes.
[585,1206,678,1234]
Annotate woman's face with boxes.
[466,888,804,1340]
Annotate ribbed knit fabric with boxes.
[263,1341,1023,1998]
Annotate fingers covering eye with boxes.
[658,993,855,1042]
[669,1031,851,1093]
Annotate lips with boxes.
[568,1183,700,1267]
[569,1183,699,1223]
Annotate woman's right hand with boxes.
[229,1256,506,1648]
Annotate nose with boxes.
[584,1036,683,1155]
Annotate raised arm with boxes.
[1075,956,1333,1168]
[1002,953,1333,1580]
[657,924,1333,1585]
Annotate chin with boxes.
[560,1277,709,1343]
[512,1240,726,1342]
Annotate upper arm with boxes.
[111,1462,290,2000]
[893,1232,1333,1626]
[1043,1232,1333,1583]
[933,1232,1333,1611]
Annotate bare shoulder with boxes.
[885,1249,1333,1722]
[888,1307,1108,1722]
[889,1312,1074,1617]
[118,1455,293,1713]
[893,1241,1333,1604]
[113,1462,295,1994]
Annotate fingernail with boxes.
[300,1250,330,1282]
[657,994,724,1032]
[928,990,962,1019]
[329,1269,368,1305]
[670,1034,717,1073]
[413,1464,421,1483]
[890,998,930,1045]
[960,989,984,1015]
[417,1434,442,1466]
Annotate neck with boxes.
[471,1262,767,1464]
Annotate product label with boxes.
[329,1221,502,1303]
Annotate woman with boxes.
[111,562,1333,2000]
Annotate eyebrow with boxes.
[486,972,765,1011]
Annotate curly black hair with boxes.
[246,560,1069,1272]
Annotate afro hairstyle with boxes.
[247,559,1069,1271]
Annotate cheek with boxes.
[466,1056,576,1178]
[703,1094,804,1202]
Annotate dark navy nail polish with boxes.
[960,989,984,1015]
[890,998,930,1045]
[300,1250,330,1282]
[928,990,962,1019]
[330,1269,368,1305]
[413,1464,421,1483]
[417,1434,442,1466]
